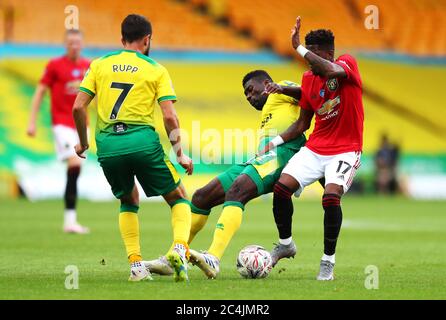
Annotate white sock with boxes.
[64,209,77,226]
[322,253,335,264]
[279,237,292,246]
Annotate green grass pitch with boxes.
[0,196,445,300]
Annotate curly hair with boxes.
[242,70,272,87]
[305,29,335,47]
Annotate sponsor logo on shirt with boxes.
[260,113,273,128]
[317,96,341,121]
[317,96,340,115]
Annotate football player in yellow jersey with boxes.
[72,14,193,282]
[145,70,322,279]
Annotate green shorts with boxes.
[217,143,302,195]
[98,146,181,199]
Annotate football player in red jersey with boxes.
[261,17,364,280]
[27,29,90,234]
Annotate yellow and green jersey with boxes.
[258,80,305,151]
[79,49,177,157]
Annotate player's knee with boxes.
[273,182,293,199]
[277,174,300,194]
[324,183,343,197]
[162,185,188,206]
[120,188,139,207]
[191,187,209,209]
[225,179,256,204]
[67,156,82,169]
[120,197,138,207]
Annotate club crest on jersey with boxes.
[326,78,339,91]
[72,69,81,77]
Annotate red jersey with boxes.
[40,56,90,128]
[299,54,364,155]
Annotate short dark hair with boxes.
[242,70,272,87]
[121,14,152,43]
[305,29,335,47]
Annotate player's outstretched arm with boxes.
[291,16,346,79]
[27,84,48,137]
[72,91,93,158]
[304,51,346,79]
[259,108,314,156]
[263,80,302,100]
[160,100,193,175]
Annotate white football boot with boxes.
[316,260,335,281]
[189,249,220,279]
[166,243,189,282]
[63,223,90,234]
[142,256,174,276]
[128,261,153,282]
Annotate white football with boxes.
[236,245,272,279]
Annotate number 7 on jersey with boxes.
[110,82,133,120]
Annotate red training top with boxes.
[40,55,90,128]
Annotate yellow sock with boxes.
[188,213,209,244]
[208,202,243,260]
[170,200,192,256]
[119,211,141,263]
[165,203,210,255]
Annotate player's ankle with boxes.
[173,240,189,259]
[129,254,142,263]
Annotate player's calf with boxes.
[318,187,342,280]
[191,180,224,211]
[271,177,299,266]
[322,191,342,258]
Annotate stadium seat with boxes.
[4,0,256,51]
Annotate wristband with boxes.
[296,45,309,58]
[270,135,284,147]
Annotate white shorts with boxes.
[52,125,81,161]
[282,147,361,195]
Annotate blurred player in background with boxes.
[375,133,400,194]
[145,70,312,279]
[72,14,193,282]
[261,17,364,280]
[27,29,90,234]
